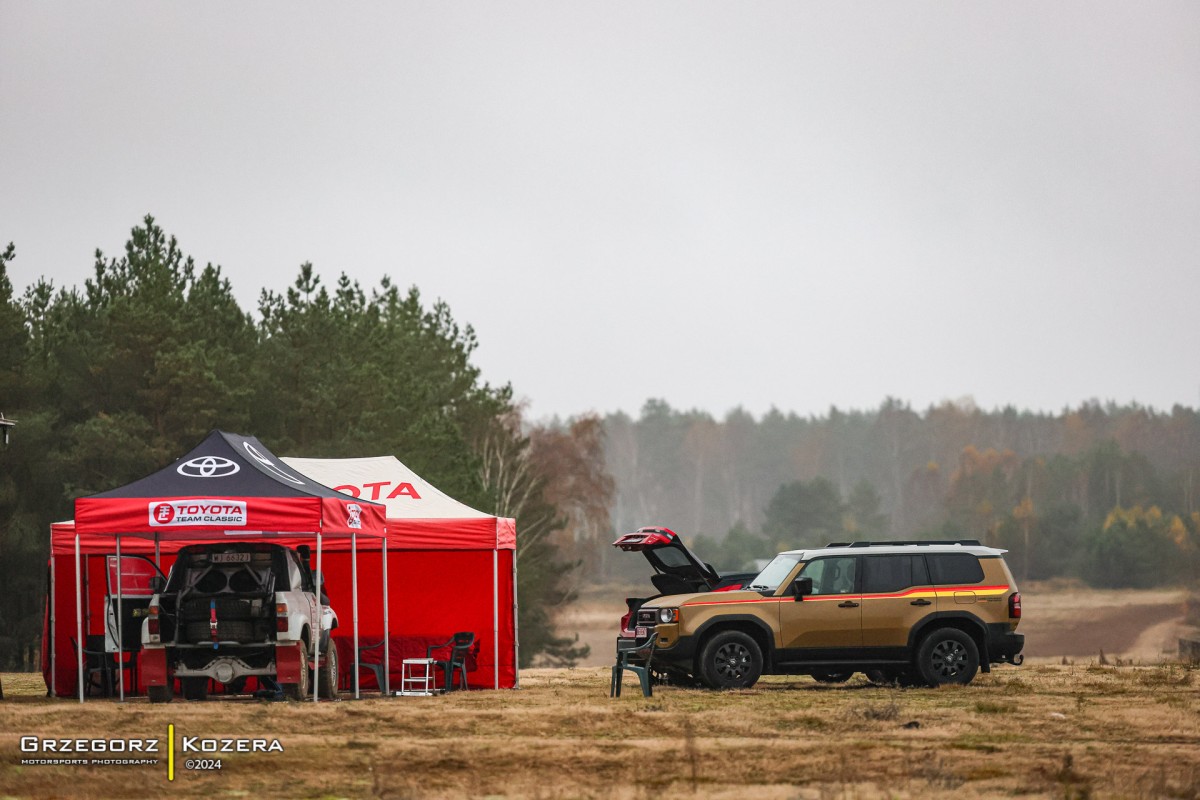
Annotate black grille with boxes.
[636,609,658,627]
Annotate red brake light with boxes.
[1009,591,1021,619]
[147,618,160,636]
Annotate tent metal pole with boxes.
[513,544,520,689]
[154,534,160,569]
[115,535,124,702]
[50,551,56,698]
[352,532,359,700]
[492,549,499,690]
[381,538,389,695]
[313,531,322,704]
[75,534,83,703]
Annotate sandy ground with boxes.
[560,583,1192,667]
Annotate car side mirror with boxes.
[149,576,165,594]
[793,577,813,601]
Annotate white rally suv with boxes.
[142,543,338,702]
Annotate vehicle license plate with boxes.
[211,553,250,563]
[635,626,648,638]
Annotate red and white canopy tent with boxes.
[46,430,387,703]
[280,455,518,692]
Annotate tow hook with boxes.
[1012,653,1024,666]
[209,599,219,649]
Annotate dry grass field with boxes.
[2,662,1198,800]
[3,584,1197,799]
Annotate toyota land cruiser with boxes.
[615,536,1024,689]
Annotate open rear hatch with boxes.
[612,526,755,636]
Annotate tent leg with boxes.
[50,552,56,698]
[313,532,322,704]
[154,534,160,570]
[352,532,359,700]
[382,539,389,696]
[493,549,499,690]
[75,535,83,704]
[116,535,124,703]
[513,547,520,690]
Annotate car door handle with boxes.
[910,599,932,606]
[838,601,859,608]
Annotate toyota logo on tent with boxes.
[177,456,241,478]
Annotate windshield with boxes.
[746,554,803,593]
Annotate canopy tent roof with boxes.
[281,456,515,550]
[74,431,387,539]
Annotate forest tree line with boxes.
[0,218,610,670]
[592,398,1200,589]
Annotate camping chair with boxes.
[610,635,657,698]
[70,636,116,697]
[426,632,476,692]
[357,638,389,693]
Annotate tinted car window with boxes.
[926,553,984,585]
[862,555,912,593]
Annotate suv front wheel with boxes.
[698,631,762,690]
[915,628,979,686]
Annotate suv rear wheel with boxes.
[915,628,979,686]
[148,683,173,704]
[282,638,311,700]
[318,641,339,699]
[698,631,762,690]
[182,677,209,701]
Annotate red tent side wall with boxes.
[314,548,516,691]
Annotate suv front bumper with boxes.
[616,630,699,672]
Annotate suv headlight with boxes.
[658,607,679,624]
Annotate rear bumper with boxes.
[986,625,1025,663]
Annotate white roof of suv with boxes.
[782,542,1008,560]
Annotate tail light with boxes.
[276,601,289,632]
[1009,591,1021,619]
[147,604,160,639]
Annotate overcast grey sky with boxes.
[2,2,1197,420]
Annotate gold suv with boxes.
[614,531,1024,689]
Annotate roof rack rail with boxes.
[824,539,983,548]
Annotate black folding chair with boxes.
[610,635,657,698]
[426,632,476,692]
[357,638,389,693]
[70,636,116,697]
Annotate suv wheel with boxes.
[182,677,209,701]
[282,640,311,700]
[698,631,762,690]
[916,629,979,686]
[148,683,173,704]
[319,641,339,699]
